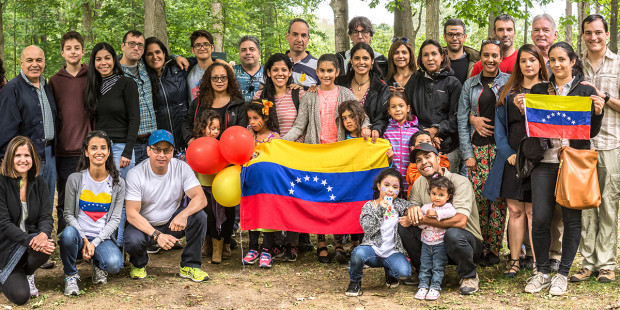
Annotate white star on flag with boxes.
[304,175,310,181]
[313,176,319,182]
[321,180,327,186]
[551,113,555,117]
[329,194,336,201]
[547,115,551,119]
[562,113,566,117]
[289,188,295,195]
[327,186,333,192]
[567,116,571,120]
[296,177,302,183]
[290,181,295,187]
[542,119,546,123]
[572,121,576,124]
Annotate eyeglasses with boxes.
[351,30,371,36]
[193,42,214,50]
[248,75,256,93]
[150,146,174,155]
[445,33,465,39]
[482,39,501,45]
[124,41,145,50]
[211,75,228,82]
[392,37,409,43]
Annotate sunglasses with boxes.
[392,37,409,43]
[482,39,501,45]
[248,75,255,93]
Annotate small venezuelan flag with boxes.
[240,139,390,234]
[525,94,592,140]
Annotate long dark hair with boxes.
[259,53,294,103]
[247,100,279,133]
[346,42,382,80]
[85,42,125,115]
[498,44,549,106]
[197,62,242,108]
[337,100,365,137]
[371,167,403,200]
[548,42,584,80]
[143,37,171,96]
[386,39,416,81]
[417,39,451,73]
[76,130,120,186]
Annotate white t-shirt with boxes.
[77,170,113,237]
[126,158,201,226]
[372,204,399,258]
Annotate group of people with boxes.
[0,10,617,306]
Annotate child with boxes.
[406,131,451,198]
[282,54,371,263]
[243,100,280,268]
[193,109,221,139]
[338,100,365,139]
[383,92,418,197]
[414,176,457,301]
[345,168,412,297]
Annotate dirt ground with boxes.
[1,231,619,310]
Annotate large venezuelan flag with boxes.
[240,138,390,234]
[525,94,592,140]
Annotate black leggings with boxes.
[531,163,582,276]
[1,249,50,305]
[248,231,275,251]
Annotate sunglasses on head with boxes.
[482,39,501,45]
[392,37,409,43]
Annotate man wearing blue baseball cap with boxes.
[124,129,210,281]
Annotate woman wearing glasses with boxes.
[386,37,416,93]
[142,37,190,152]
[457,39,510,267]
[86,42,139,179]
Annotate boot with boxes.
[211,238,224,264]
[222,242,232,260]
[202,237,213,257]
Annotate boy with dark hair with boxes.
[186,30,228,101]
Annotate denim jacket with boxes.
[457,71,510,159]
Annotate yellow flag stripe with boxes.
[525,94,591,112]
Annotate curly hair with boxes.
[197,63,242,109]
[337,100,365,137]
[192,109,221,139]
[247,100,279,133]
[429,176,455,202]
[371,167,403,200]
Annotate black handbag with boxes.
[515,137,549,179]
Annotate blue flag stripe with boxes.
[526,107,590,126]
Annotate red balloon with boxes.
[186,137,228,174]
[219,126,255,165]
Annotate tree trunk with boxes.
[330,0,349,53]
[611,0,618,53]
[577,1,588,55]
[425,0,439,40]
[565,0,572,44]
[211,0,224,52]
[523,3,528,44]
[0,1,4,62]
[82,1,93,44]
[594,1,600,14]
[144,0,169,48]
[394,0,413,42]
[488,10,496,38]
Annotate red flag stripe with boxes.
[527,123,591,140]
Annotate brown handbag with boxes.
[554,146,601,210]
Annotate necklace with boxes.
[354,76,370,91]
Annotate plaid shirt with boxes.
[383,118,419,192]
[121,60,157,135]
[20,70,54,140]
[583,48,620,150]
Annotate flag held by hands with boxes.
[525,94,591,140]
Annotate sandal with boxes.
[334,246,348,264]
[317,246,331,263]
[503,259,520,278]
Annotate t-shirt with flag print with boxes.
[77,170,113,238]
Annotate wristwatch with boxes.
[604,92,611,103]
[151,230,162,241]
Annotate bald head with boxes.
[20,45,45,83]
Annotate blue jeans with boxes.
[419,242,448,290]
[41,145,56,207]
[349,245,411,283]
[111,141,134,247]
[133,142,149,165]
[59,226,124,275]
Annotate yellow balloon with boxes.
[212,165,242,207]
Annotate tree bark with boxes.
[577,1,588,55]
[394,0,414,42]
[0,0,4,62]
[144,0,169,48]
[523,3,528,44]
[565,0,572,44]
[611,0,618,53]
[82,1,94,44]
[488,10,496,38]
[411,1,423,52]
[211,0,224,52]
[330,0,349,53]
[425,0,439,41]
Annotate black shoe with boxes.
[479,252,500,267]
[298,234,314,253]
[147,245,161,254]
[172,241,184,250]
[520,256,534,270]
[317,247,331,263]
[334,246,348,265]
[401,273,419,286]
[40,261,55,269]
[385,274,399,288]
[282,246,298,262]
[345,281,363,296]
[229,237,238,250]
[549,259,560,273]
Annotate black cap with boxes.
[411,143,439,160]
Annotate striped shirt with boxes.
[234,64,263,102]
[287,51,319,89]
[254,89,305,136]
[20,71,54,141]
[100,74,121,95]
[318,87,339,143]
[121,59,157,135]
[583,48,620,150]
[383,118,419,192]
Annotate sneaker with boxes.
[385,274,399,288]
[459,274,479,295]
[597,269,615,283]
[179,266,210,282]
[130,266,147,279]
[272,245,285,260]
[40,261,55,269]
[92,265,108,284]
[345,281,362,297]
[282,246,298,262]
[64,274,80,296]
[524,273,550,293]
[27,274,39,298]
[549,274,568,296]
[259,252,272,268]
[549,259,561,273]
[425,288,440,300]
[569,267,592,282]
[242,250,259,265]
[414,287,428,300]
[401,272,420,286]
[147,244,161,254]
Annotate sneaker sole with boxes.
[179,273,209,282]
[569,276,590,282]
[93,280,107,285]
[64,291,79,296]
[130,273,147,279]
[147,249,161,254]
[259,264,272,268]
[242,259,258,265]
[460,288,479,295]
[345,291,362,297]
[549,289,566,296]
[386,283,399,289]
[598,277,614,283]
[524,283,549,293]
[426,296,439,301]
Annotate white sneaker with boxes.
[425,288,440,300]
[92,265,108,284]
[549,274,568,296]
[27,274,38,297]
[414,287,428,300]
[64,274,80,296]
[524,273,551,293]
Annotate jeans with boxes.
[111,142,135,179]
[531,163,582,276]
[133,142,149,165]
[0,248,50,305]
[125,205,207,268]
[41,145,57,207]
[419,242,448,290]
[349,245,411,283]
[59,226,123,275]
[55,156,80,234]
[399,225,482,279]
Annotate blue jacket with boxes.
[457,71,510,160]
[482,94,515,201]
[0,75,57,163]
